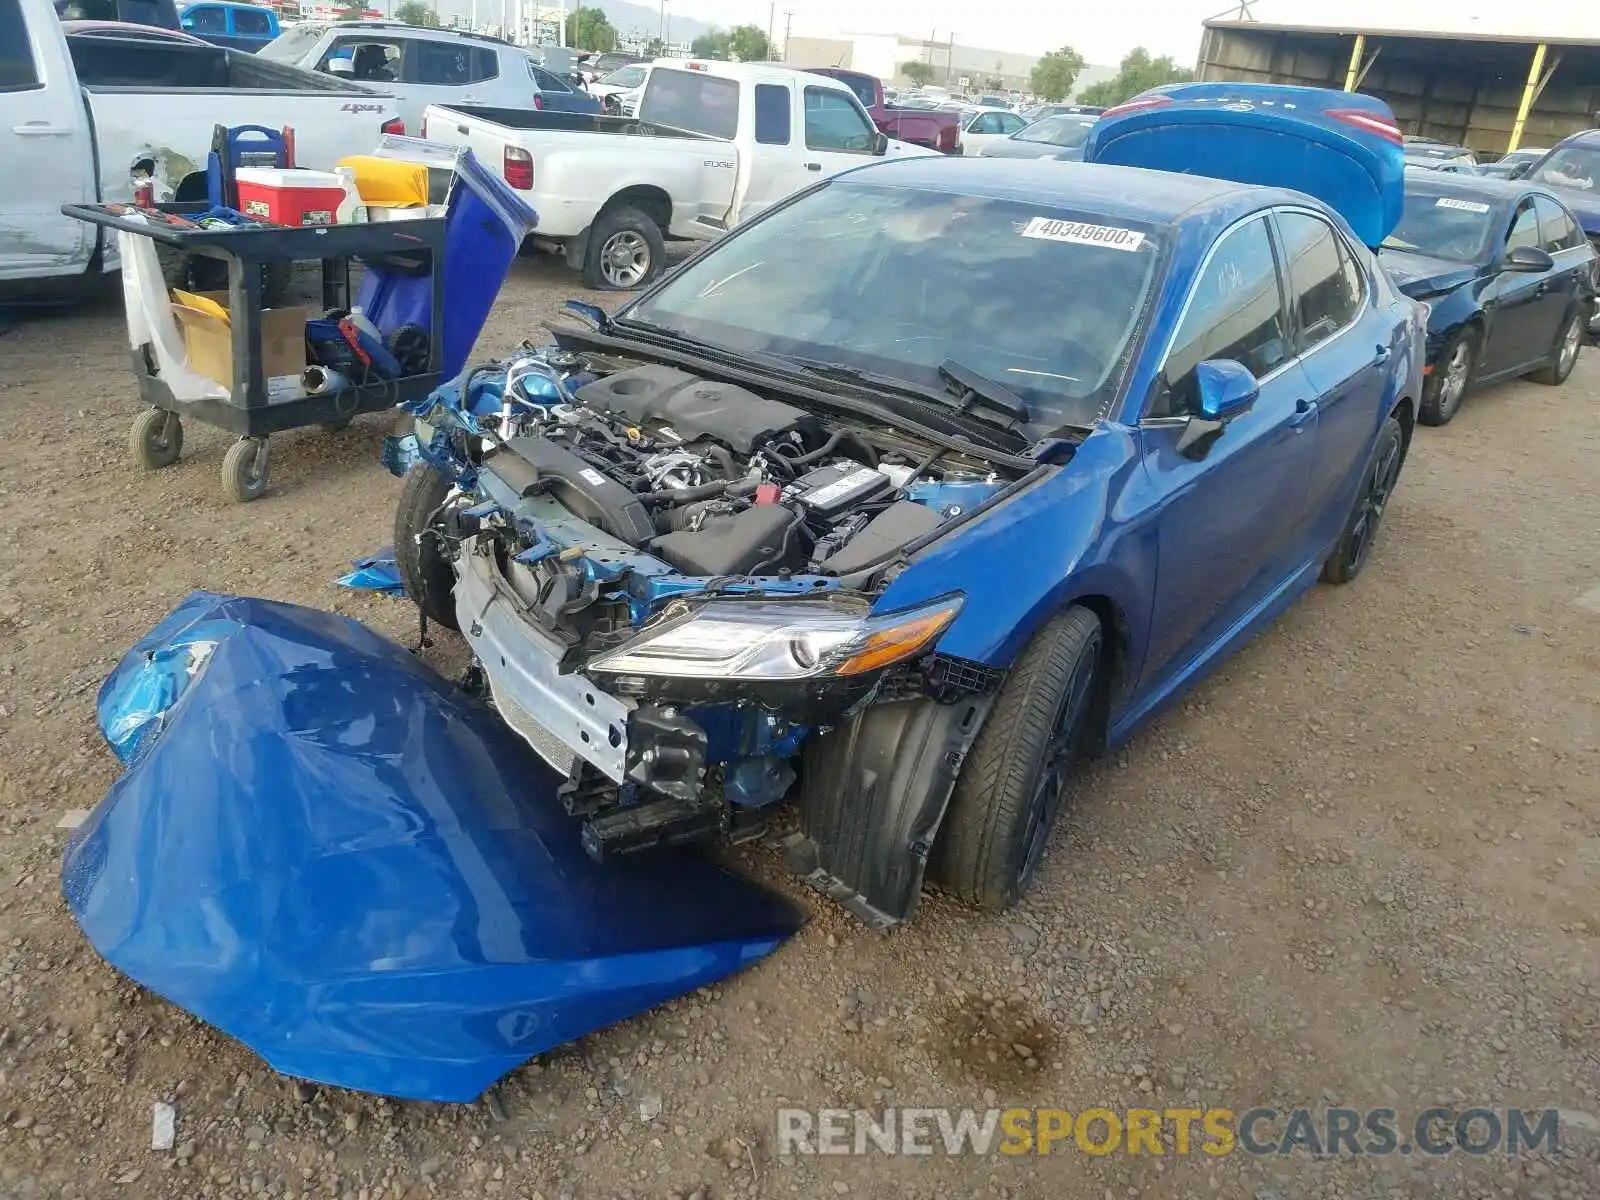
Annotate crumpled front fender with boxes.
[63,592,799,1103]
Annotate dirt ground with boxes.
[0,254,1596,1200]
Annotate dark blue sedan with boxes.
[391,84,1424,927]
[1379,173,1595,424]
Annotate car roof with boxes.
[1553,129,1600,150]
[835,157,1283,226]
[328,21,511,46]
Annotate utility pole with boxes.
[947,30,956,86]
[782,9,792,61]
[767,1,774,54]
[926,29,934,66]
[657,0,665,45]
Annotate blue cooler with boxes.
[355,149,537,379]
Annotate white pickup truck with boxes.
[419,59,938,290]
[1,0,402,296]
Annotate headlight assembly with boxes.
[587,596,964,682]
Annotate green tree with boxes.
[642,37,664,57]
[900,59,934,86]
[1077,47,1194,106]
[691,31,729,58]
[565,6,617,51]
[1029,45,1086,103]
[394,0,439,26]
[725,24,770,62]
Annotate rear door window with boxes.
[803,86,876,152]
[233,6,271,35]
[1,0,41,90]
[1533,195,1584,251]
[1156,215,1288,416]
[640,68,740,139]
[1275,210,1362,353]
[753,83,790,145]
[528,62,571,92]
[413,41,497,86]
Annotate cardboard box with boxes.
[171,291,310,402]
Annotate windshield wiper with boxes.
[775,355,1029,429]
[937,358,1030,423]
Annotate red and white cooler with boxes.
[234,168,346,227]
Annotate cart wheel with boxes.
[222,437,270,503]
[129,409,183,471]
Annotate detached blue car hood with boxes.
[62,591,798,1103]
[1084,82,1406,248]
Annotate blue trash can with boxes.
[355,149,537,380]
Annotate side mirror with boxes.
[1503,244,1555,273]
[1195,358,1259,421]
[180,16,194,27]
[872,130,889,156]
[1177,359,1259,459]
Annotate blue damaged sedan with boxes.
[391,82,1426,929]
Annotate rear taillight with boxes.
[381,116,405,136]
[532,94,544,110]
[1329,108,1402,144]
[504,146,534,189]
[1101,94,1172,119]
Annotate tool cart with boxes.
[62,203,447,502]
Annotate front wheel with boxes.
[930,606,1104,911]
[393,464,460,631]
[582,206,666,291]
[1419,327,1476,426]
[1321,415,1405,585]
[1529,309,1582,385]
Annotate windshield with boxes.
[1379,191,1497,262]
[625,182,1163,432]
[600,65,645,87]
[258,23,323,61]
[1529,145,1600,192]
[1017,115,1094,148]
[828,72,875,109]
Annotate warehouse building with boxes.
[1196,16,1600,154]
[783,32,1044,94]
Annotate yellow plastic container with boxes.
[335,155,430,209]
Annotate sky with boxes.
[671,0,1598,70]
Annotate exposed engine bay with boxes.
[398,347,1021,877]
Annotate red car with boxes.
[805,67,961,154]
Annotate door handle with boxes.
[1287,397,1318,428]
[1534,281,1549,297]
[456,124,470,135]
[803,161,822,171]
[12,123,73,137]
[1372,343,1391,366]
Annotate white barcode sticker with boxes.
[1021,216,1146,252]
[1435,197,1491,213]
[580,468,608,486]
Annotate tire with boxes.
[393,464,460,631]
[581,205,666,291]
[930,606,1104,911]
[129,408,183,470]
[1419,326,1477,426]
[1321,415,1405,585]
[1529,308,1582,385]
[221,437,269,504]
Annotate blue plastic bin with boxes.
[355,149,537,379]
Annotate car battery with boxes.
[785,460,893,522]
[235,168,347,227]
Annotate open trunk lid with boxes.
[1083,82,1405,248]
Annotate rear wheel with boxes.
[1321,416,1405,585]
[1530,309,1582,385]
[931,606,1103,911]
[393,464,460,631]
[1419,327,1477,426]
[582,206,665,291]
